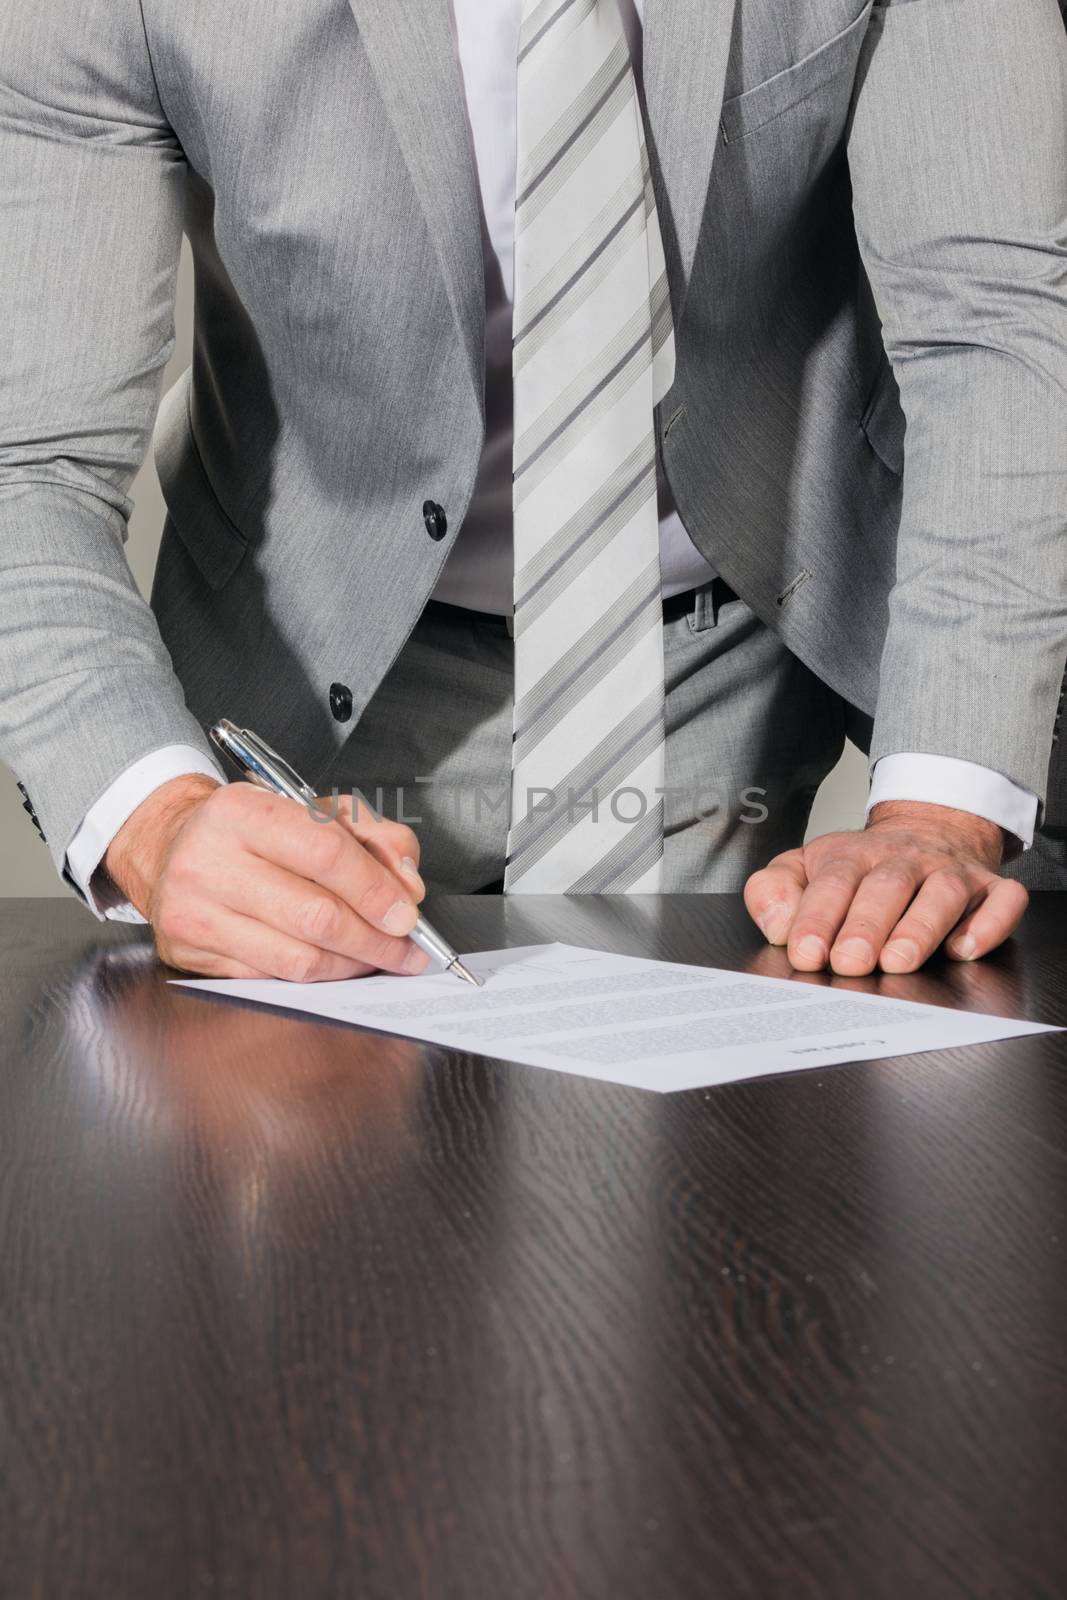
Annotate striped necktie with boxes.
[504,0,676,895]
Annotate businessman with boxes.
[1,0,1065,983]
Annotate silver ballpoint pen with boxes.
[209,719,483,987]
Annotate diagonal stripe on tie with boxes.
[513,273,671,505]
[517,39,629,208]
[512,559,661,765]
[514,442,656,630]
[513,177,646,368]
[565,800,665,894]
[514,297,652,478]
[506,689,664,874]
[515,73,635,229]
[518,0,596,64]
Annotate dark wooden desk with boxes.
[2,895,1066,1599]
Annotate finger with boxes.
[744,849,808,945]
[786,856,867,971]
[231,789,423,941]
[827,860,925,975]
[876,866,976,973]
[162,950,272,980]
[212,849,428,976]
[161,903,387,984]
[324,794,426,902]
[944,875,1029,962]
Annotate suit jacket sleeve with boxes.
[0,0,215,886]
[846,0,1067,818]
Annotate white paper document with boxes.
[171,943,1060,1094]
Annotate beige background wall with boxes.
[1,243,868,898]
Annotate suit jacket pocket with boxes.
[719,2,874,144]
[153,370,249,592]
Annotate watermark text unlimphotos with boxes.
[301,781,770,827]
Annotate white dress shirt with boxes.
[67,0,1037,919]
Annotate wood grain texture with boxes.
[1,894,1066,1600]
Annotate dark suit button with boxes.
[423,500,448,541]
[329,682,353,723]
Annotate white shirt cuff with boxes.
[866,753,1038,851]
[66,745,226,922]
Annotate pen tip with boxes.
[452,960,483,988]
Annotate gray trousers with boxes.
[320,585,849,893]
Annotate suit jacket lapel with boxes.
[347,0,486,408]
[643,0,737,298]
[347,0,736,403]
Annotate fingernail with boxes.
[403,944,431,975]
[949,933,977,961]
[833,937,873,969]
[382,899,419,937]
[757,902,791,945]
[794,935,828,967]
[881,938,920,972]
[400,856,424,889]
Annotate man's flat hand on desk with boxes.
[744,799,1029,975]
[103,777,429,981]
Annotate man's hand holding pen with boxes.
[103,776,431,982]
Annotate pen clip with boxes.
[210,720,321,808]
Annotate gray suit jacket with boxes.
[1,0,1065,885]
